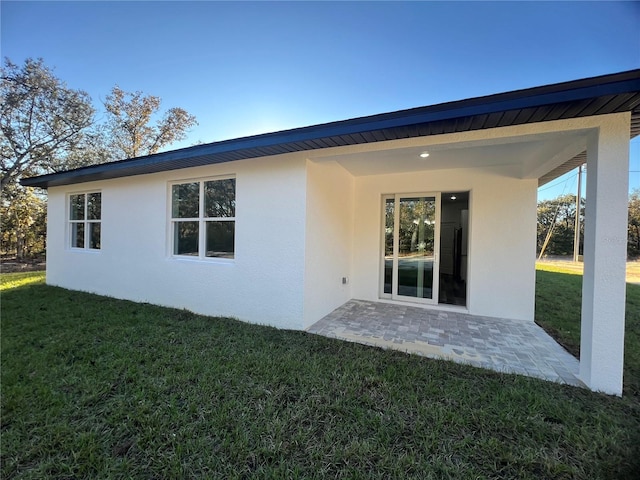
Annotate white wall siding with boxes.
[303,160,354,328]
[352,166,538,321]
[46,155,309,329]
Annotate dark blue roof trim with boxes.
[21,69,640,188]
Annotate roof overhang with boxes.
[21,69,640,189]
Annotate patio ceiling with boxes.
[308,130,589,178]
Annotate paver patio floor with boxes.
[307,299,583,387]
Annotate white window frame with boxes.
[168,176,236,261]
[68,191,101,251]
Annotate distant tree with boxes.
[0,184,46,259]
[537,194,584,256]
[629,189,640,259]
[101,86,197,159]
[0,58,95,190]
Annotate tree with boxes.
[101,86,197,159]
[1,59,199,260]
[0,58,95,190]
[0,184,46,259]
[537,194,584,256]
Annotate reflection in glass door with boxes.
[382,194,440,304]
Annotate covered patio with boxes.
[308,300,582,387]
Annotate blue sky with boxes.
[2,1,639,199]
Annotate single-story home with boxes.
[22,70,640,396]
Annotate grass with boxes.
[0,270,45,291]
[2,272,640,479]
[535,263,640,397]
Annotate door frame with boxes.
[380,192,441,305]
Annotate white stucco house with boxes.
[23,70,640,395]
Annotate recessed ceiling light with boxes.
[450,195,457,200]
[419,152,430,158]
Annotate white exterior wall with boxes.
[352,166,538,321]
[303,160,354,328]
[46,115,623,332]
[46,153,539,328]
[46,155,309,330]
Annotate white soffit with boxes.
[311,130,589,177]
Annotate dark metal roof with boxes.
[21,69,640,189]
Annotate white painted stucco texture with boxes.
[47,155,309,330]
[580,112,631,395]
[303,160,354,328]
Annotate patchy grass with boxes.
[535,263,640,397]
[2,271,640,479]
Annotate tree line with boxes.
[537,191,640,259]
[1,57,198,259]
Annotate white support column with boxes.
[580,113,630,396]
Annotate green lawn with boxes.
[535,263,640,397]
[2,271,640,479]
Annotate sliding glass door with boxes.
[382,193,440,304]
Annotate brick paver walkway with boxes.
[307,300,582,387]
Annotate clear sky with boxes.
[2,1,639,199]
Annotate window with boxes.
[69,192,101,249]
[171,177,235,259]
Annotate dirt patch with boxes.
[627,262,640,284]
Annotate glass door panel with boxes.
[383,197,394,295]
[397,196,436,300]
[381,193,440,304]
